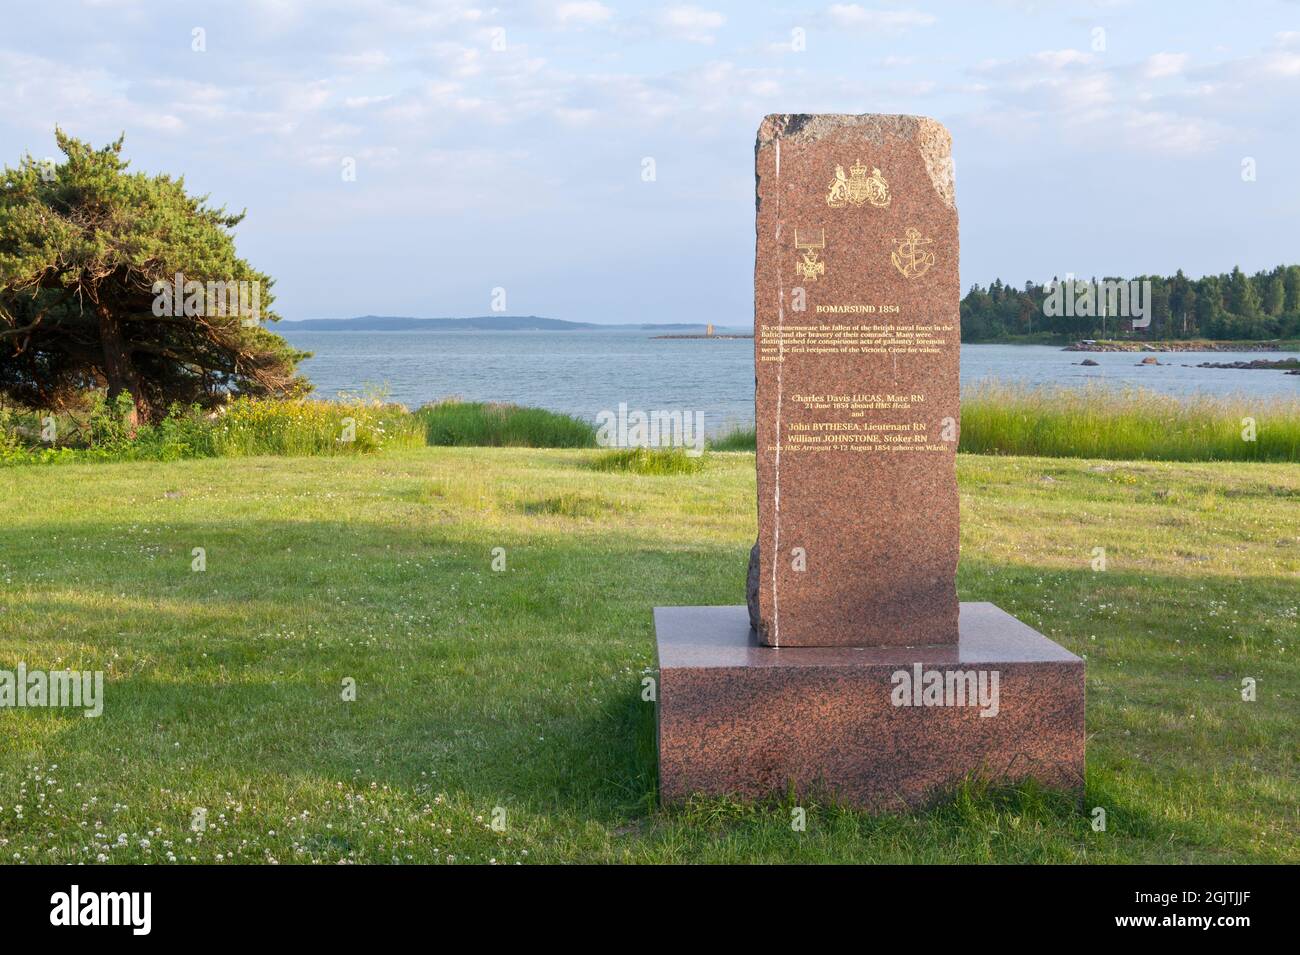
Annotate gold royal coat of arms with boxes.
[826,159,890,209]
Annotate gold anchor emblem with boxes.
[891,227,935,279]
[826,159,890,208]
[794,228,826,281]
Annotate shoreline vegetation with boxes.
[4,386,1297,466]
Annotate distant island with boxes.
[283,315,746,333]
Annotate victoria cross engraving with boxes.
[793,228,826,281]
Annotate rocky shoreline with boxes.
[1196,358,1300,374]
[1074,354,1300,372]
[1063,340,1294,353]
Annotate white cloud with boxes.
[657,6,725,44]
[553,106,599,125]
[280,81,334,113]
[241,0,309,34]
[887,80,937,97]
[1260,52,1300,77]
[1143,52,1189,79]
[552,1,614,26]
[826,5,936,32]
[343,94,394,109]
[427,42,484,79]
[962,47,1237,156]
[1121,109,1217,153]
[1029,50,1094,69]
[0,51,185,135]
[378,82,489,123]
[1187,44,1300,93]
[336,50,391,71]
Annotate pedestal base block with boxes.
[654,603,1084,811]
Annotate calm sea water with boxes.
[277,329,1298,436]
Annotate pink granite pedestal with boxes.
[655,603,1084,810]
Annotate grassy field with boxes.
[0,448,1296,863]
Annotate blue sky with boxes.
[2,1,1299,322]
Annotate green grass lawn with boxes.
[0,448,1295,863]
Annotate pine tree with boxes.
[1263,273,1286,317]
[1226,266,1262,321]
[0,131,308,427]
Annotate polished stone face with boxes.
[752,114,960,648]
[656,605,1085,810]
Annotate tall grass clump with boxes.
[417,399,597,448]
[708,425,757,452]
[589,446,706,475]
[960,384,1300,462]
[0,394,423,466]
[210,397,423,457]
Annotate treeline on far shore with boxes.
[4,388,1297,467]
[962,265,1300,343]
